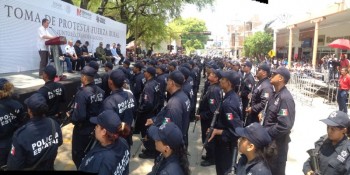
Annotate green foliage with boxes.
[168,18,209,54]
[64,0,214,47]
[243,32,273,57]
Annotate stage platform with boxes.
[0,66,109,107]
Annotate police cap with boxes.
[179,67,190,79]
[258,63,270,75]
[133,62,144,69]
[156,64,167,72]
[168,70,185,86]
[243,61,252,68]
[169,61,177,68]
[235,123,272,148]
[221,70,240,85]
[272,67,290,83]
[320,111,350,128]
[148,122,184,149]
[104,62,113,70]
[90,110,121,133]
[88,61,99,71]
[81,66,96,77]
[109,69,126,87]
[24,93,47,111]
[145,67,156,76]
[123,60,131,66]
[43,65,57,80]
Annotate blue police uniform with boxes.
[214,90,243,175]
[131,72,145,108]
[103,89,135,145]
[148,154,184,175]
[0,97,25,166]
[37,80,66,122]
[101,71,112,98]
[263,86,295,175]
[198,82,222,162]
[94,74,103,89]
[79,138,130,175]
[155,72,168,113]
[241,72,255,120]
[246,77,273,126]
[71,82,105,168]
[7,117,63,170]
[137,77,160,137]
[303,135,350,175]
[237,155,272,175]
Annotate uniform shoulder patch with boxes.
[278,109,288,116]
[10,144,15,155]
[226,113,234,120]
[209,99,215,105]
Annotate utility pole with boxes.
[134,0,140,54]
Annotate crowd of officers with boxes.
[0,54,350,175]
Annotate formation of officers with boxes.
[0,54,350,175]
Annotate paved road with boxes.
[54,78,341,175]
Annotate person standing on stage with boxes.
[37,18,55,77]
[263,67,295,175]
[70,66,105,168]
[245,63,273,126]
[337,67,350,113]
[0,79,25,167]
[208,70,243,175]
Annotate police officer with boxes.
[207,70,243,175]
[179,67,194,110]
[263,67,295,175]
[79,110,130,175]
[37,65,66,124]
[130,62,145,111]
[122,60,133,81]
[147,122,190,175]
[0,78,25,167]
[241,61,255,121]
[168,61,178,73]
[236,123,273,175]
[7,93,63,170]
[196,68,222,166]
[245,63,273,126]
[155,64,169,113]
[88,61,103,88]
[71,66,105,168]
[103,69,135,145]
[303,111,350,175]
[137,67,160,158]
[337,67,350,113]
[145,70,190,148]
[101,62,114,98]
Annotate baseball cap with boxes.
[272,67,290,83]
[109,69,126,87]
[221,70,240,85]
[81,66,96,77]
[168,70,185,86]
[145,67,156,76]
[243,61,252,68]
[235,123,272,148]
[258,63,270,75]
[123,60,130,66]
[179,67,190,79]
[43,65,57,80]
[104,62,113,70]
[133,62,144,69]
[88,61,100,71]
[90,110,121,133]
[210,68,222,79]
[320,111,350,128]
[0,78,9,90]
[24,93,47,111]
[156,64,167,72]
[169,61,177,68]
[148,122,184,149]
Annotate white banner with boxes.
[0,0,126,73]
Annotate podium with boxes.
[46,36,67,77]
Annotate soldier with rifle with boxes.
[195,68,222,167]
[303,111,350,175]
[206,70,243,175]
[236,123,274,175]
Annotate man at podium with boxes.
[37,18,55,78]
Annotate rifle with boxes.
[259,102,268,125]
[226,147,238,175]
[307,149,321,175]
[84,131,97,155]
[197,101,221,164]
[59,95,75,128]
[243,94,252,127]
[193,89,204,133]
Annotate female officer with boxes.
[7,93,62,170]
[303,111,350,175]
[79,110,130,175]
[147,122,190,175]
[236,123,274,175]
[0,78,25,168]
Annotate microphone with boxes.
[49,26,59,36]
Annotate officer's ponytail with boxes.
[31,104,49,117]
[255,140,278,169]
[0,81,14,99]
[106,122,130,141]
[173,144,190,175]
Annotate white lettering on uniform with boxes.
[0,113,17,126]
[114,150,130,175]
[31,132,60,156]
[118,98,135,114]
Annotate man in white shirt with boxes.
[111,43,121,65]
[37,18,55,77]
[65,40,78,73]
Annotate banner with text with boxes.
[0,0,126,73]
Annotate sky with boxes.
[181,0,338,37]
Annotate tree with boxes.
[243,32,273,58]
[65,0,214,47]
[168,18,209,54]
